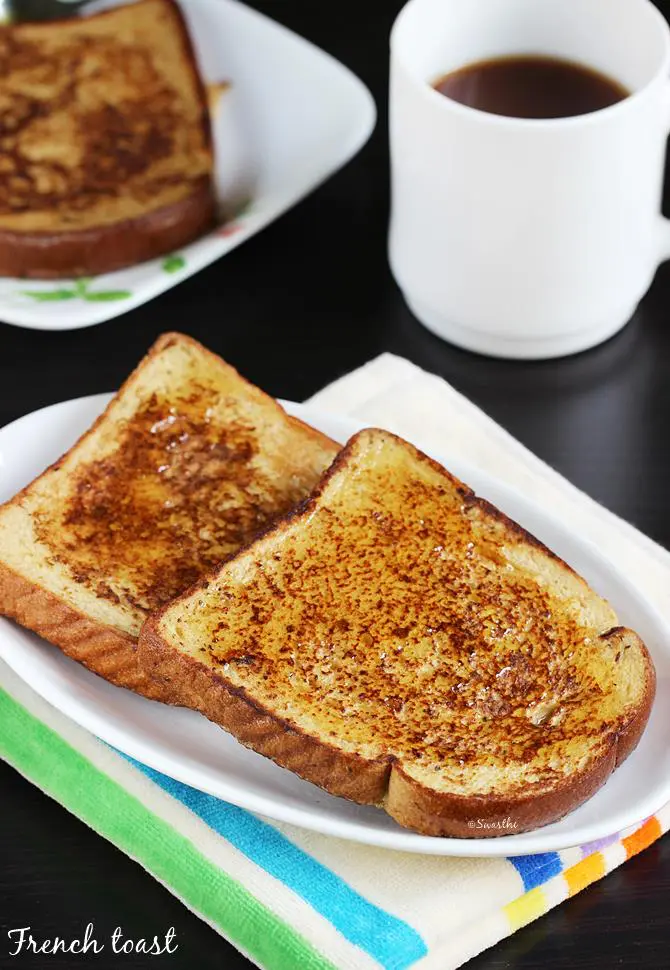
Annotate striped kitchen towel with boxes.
[2,665,668,970]
[2,353,669,970]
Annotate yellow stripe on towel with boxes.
[504,887,548,931]
[564,853,606,896]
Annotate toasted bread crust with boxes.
[384,751,617,837]
[153,0,212,158]
[605,627,657,766]
[138,429,657,837]
[0,561,164,698]
[0,0,215,278]
[0,332,338,699]
[0,330,337,540]
[0,332,238,511]
[0,177,215,278]
[140,612,655,835]
[141,620,392,802]
[139,333,340,455]
[384,628,655,836]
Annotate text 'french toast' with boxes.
[0,0,215,277]
[0,333,338,698]
[139,429,655,836]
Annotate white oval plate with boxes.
[0,0,375,331]
[1,395,669,856]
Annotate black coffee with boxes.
[433,55,629,119]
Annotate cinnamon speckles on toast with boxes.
[0,0,215,277]
[0,333,338,698]
[0,332,655,836]
[139,430,655,836]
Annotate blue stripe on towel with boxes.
[124,755,428,970]
[509,852,563,891]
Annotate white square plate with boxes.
[0,0,375,330]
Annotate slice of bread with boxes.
[0,333,338,698]
[0,0,215,277]
[139,429,655,836]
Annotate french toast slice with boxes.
[0,333,338,699]
[139,429,655,836]
[0,0,215,277]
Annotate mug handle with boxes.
[657,85,670,261]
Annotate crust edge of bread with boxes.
[0,0,215,279]
[0,332,339,699]
[139,613,655,836]
[0,330,337,515]
[0,178,216,279]
[385,628,655,837]
[141,619,394,802]
[137,430,657,837]
[0,559,165,697]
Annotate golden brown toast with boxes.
[140,429,655,836]
[0,333,338,698]
[0,0,215,277]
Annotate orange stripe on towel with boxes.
[622,817,662,858]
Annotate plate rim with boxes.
[0,393,669,856]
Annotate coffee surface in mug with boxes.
[433,55,629,119]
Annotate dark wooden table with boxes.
[2,1,670,967]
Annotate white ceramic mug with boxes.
[389,0,670,359]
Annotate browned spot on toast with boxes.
[139,427,655,834]
[152,430,632,777]
[34,387,324,614]
[0,0,214,275]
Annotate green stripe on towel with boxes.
[0,688,335,970]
